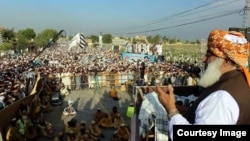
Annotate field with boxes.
[163,44,207,58]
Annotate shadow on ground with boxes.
[38,86,134,141]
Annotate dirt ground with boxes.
[38,86,135,141]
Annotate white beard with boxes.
[198,58,223,88]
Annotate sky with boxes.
[0,0,248,41]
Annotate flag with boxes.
[79,33,87,48]
[68,39,78,50]
[68,33,87,50]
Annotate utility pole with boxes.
[0,33,2,46]
[242,0,250,28]
[99,32,103,48]
[240,0,250,70]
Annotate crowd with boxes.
[0,42,200,109]
[0,56,37,110]
[1,39,201,141]
[6,98,131,141]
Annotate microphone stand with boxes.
[32,30,66,62]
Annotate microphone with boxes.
[59,30,67,38]
[47,30,66,46]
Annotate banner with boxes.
[122,52,155,62]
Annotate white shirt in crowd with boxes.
[156,43,162,56]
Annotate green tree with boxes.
[176,38,180,43]
[17,28,36,40]
[1,28,15,41]
[153,34,161,43]
[88,35,99,43]
[16,36,29,50]
[162,36,169,43]
[15,28,36,50]
[195,39,201,44]
[102,34,112,43]
[169,38,176,44]
[146,36,153,44]
[35,29,58,47]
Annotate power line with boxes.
[116,0,239,32]
[125,9,241,35]
[165,8,240,26]
[119,0,217,30]
[164,0,239,23]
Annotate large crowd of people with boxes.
[0,41,200,109]
[1,39,201,141]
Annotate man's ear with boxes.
[221,58,236,72]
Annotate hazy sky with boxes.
[0,0,247,41]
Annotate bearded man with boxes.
[154,29,250,140]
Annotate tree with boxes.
[169,38,176,44]
[16,36,29,50]
[17,28,36,40]
[88,35,99,43]
[146,35,161,44]
[146,36,153,44]
[195,39,201,44]
[15,28,36,50]
[1,28,15,41]
[153,34,161,43]
[162,36,169,43]
[102,34,112,43]
[35,29,58,47]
